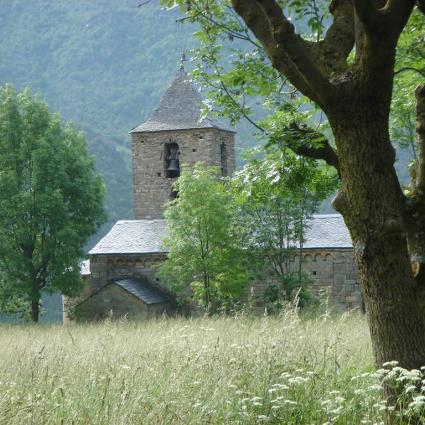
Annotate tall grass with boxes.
[0,310,388,424]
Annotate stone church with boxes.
[64,67,362,322]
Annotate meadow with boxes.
[0,310,421,425]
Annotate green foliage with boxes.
[161,0,330,148]
[232,148,336,307]
[161,153,335,313]
[0,1,200,237]
[0,0,267,242]
[159,164,249,312]
[390,10,425,169]
[162,0,423,189]
[264,272,314,313]
[0,85,106,321]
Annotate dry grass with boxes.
[0,311,383,424]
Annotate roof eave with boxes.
[129,125,236,134]
[88,250,168,256]
[303,246,353,250]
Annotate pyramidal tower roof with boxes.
[131,68,232,133]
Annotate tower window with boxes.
[220,142,228,177]
[164,142,180,178]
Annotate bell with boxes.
[167,159,180,177]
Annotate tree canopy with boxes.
[233,148,336,307]
[0,85,106,322]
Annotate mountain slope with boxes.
[0,0,199,240]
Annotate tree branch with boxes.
[353,0,383,33]
[231,0,334,109]
[395,67,425,78]
[317,0,355,75]
[286,123,341,175]
[355,0,415,36]
[292,140,341,175]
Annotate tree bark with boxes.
[31,299,40,323]
[329,90,425,371]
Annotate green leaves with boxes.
[160,154,336,312]
[0,85,106,320]
[232,148,336,306]
[391,9,425,155]
[159,163,248,312]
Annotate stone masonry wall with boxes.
[89,253,167,293]
[63,253,169,322]
[132,128,235,219]
[66,247,362,322]
[250,248,363,314]
[75,284,170,321]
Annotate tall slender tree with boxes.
[159,164,248,312]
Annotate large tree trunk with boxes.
[330,94,425,370]
[31,299,40,323]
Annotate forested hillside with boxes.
[0,0,207,242]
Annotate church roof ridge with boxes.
[130,68,233,133]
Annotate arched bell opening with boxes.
[164,142,180,178]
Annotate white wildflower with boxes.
[383,361,398,368]
[409,395,425,410]
[368,384,383,391]
[288,376,309,385]
[331,406,343,415]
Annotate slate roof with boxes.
[130,68,232,133]
[303,214,352,249]
[89,220,167,255]
[115,277,171,305]
[89,214,352,256]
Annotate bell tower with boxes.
[130,67,235,220]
